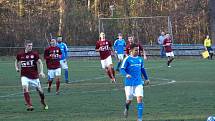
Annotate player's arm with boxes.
[142,50,147,60]
[95,42,101,52]
[37,59,45,78]
[64,43,69,59]
[44,49,51,60]
[15,59,20,72]
[141,67,150,85]
[141,59,150,85]
[120,57,131,78]
[113,40,117,52]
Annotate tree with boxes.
[208,0,215,41]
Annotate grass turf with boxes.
[0,58,214,121]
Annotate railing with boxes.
[0,45,214,57]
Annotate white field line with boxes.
[0,65,168,98]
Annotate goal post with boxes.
[99,16,173,45]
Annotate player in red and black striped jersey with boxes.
[15,40,48,111]
[44,38,62,95]
[95,32,116,83]
[163,34,174,67]
[126,36,147,60]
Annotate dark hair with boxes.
[130,43,138,50]
[118,33,122,36]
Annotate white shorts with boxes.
[166,51,174,57]
[60,59,68,69]
[21,76,41,88]
[117,54,124,60]
[101,55,113,69]
[48,68,61,79]
[124,85,144,100]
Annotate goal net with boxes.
[99,16,173,45]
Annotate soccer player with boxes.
[44,38,62,95]
[95,32,116,83]
[56,36,69,83]
[126,35,147,60]
[15,40,48,111]
[121,43,150,121]
[204,35,213,60]
[163,34,174,67]
[114,33,126,71]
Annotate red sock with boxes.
[56,78,60,92]
[111,67,115,78]
[106,69,112,79]
[24,92,32,106]
[48,80,52,88]
[109,68,115,79]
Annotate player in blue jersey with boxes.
[121,43,150,121]
[114,33,126,71]
[57,36,69,83]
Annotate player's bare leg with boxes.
[23,86,33,111]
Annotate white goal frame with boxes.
[98,16,173,44]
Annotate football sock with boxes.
[125,103,130,110]
[112,67,115,78]
[168,58,174,66]
[56,78,60,92]
[48,80,53,88]
[106,69,112,79]
[64,69,69,82]
[38,91,45,105]
[210,53,213,59]
[24,92,32,106]
[137,103,144,120]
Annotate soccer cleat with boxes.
[43,105,48,110]
[111,78,116,83]
[168,65,171,68]
[56,91,60,95]
[27,106,34,111]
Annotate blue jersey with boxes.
[121,55,148,86]
[57,42,68,60]
[114,39,126,54]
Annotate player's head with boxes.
[118,33,123,39]
[100,32,105,40]
[24,40,33,52]
[128,36,134,43]
[50,38,56,46]
[57,36,63,43]
[206,35,209,39]
[130,43,139,56]
[161,31,165,36]
[165,34,171,39]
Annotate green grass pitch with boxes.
[0,58,214,121]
